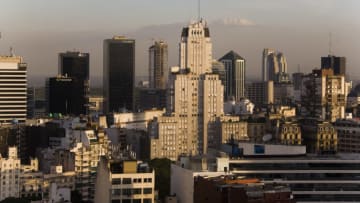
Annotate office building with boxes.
[149,20,224,160]
[333,119,360,153]
[135,88,167,111]
[149,40,168,89]
[47,75,85,115]
[59,51,89,81]
[246,81,274,107]
[321,55,346,75]
[219,51,246,101]
[301,69,346,121]
[59,51,89,114]
[0,55,27,124]
[262,49,288,82]
[103,36,135,113]
[211,60,226,88]
[94,158,155,203]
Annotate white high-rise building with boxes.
[179,20,212,75]
[149,20,224,160]
[262,49,288,82]
[0,55,27,124]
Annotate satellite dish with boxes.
[262,134,272,142]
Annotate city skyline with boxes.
[0,0,359,86]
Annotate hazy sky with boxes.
[0,0,359,86]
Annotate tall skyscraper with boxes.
[321,55,346,75]
[219,51,246,101]
[47,76,85,115]
[58,51,89,115]
[149,20,224,160]
[262,48,288,82]
[59,51,89,81]
[0,55,27,124]
[103,36,135,113]
[149,41,168,89]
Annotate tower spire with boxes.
[329,32,332,56]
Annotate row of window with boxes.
[112,188,153,195]
[111,198,152,203]
[112,178,152,185]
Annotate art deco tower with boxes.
[149,20,224,159]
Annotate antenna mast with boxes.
[329,32,332,56]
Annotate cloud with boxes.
[212,17,256,26]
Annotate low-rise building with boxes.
[301,119,337,154]
[95,158,155,203]
[333,119,360,153]
[279,122,302,145]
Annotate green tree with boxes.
[150,158,171,201]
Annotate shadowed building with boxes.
[103,36,135,113]
[321,55,346,75]
[47,76,85,115]
[219,51,246,101]
[149,41,168,89]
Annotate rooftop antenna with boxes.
[10,46,14,56]
[297,64,300,73]
[328,32,332,56]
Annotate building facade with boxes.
[58,51,89,115]
[95,158,155,203]
[103,36,135,113]
[262,49,288,82]
[149,41,168,89]
[219,51,246,101]
[149,20,224,160]
[301,69,346,122]
[0,55,27,124]
[246,81,274,107]
[47,76,86,115]
[321,55,346,75]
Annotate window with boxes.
[133,178,142,183]
[144,178,152,183]
[143,199,152,203]
[133,199,141,203]
[112,189,121,196]
[132,188,141,194]
[122,189,131,196]
[122,178,131,184]
[122,200,131,203]
[112,178,121,185]
[143,188,152,194]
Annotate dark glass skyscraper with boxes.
[219,51,246,101]
[59,51,89,81]
[103,36,135,113]
[47,76,85,115]
[321,55,346,75]
[58,51,89,115]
